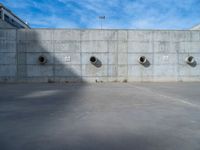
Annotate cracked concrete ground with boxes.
[0,83,200,150]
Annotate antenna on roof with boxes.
[99,16,106,29]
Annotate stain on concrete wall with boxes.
[0,29,200,82]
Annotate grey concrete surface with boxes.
[0,20,16,29]
[1,29,200,82]
[0,83,200,150]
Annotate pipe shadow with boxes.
[188,60,197,67]
[143,59,151,68]
[90,56,102,68]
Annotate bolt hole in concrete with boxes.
[38,55,47,65]
[185,56,197,67]
[139,56,146,64]
[90,56,102,68]
[90,56,97,64]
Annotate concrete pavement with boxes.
[0,83,200,150]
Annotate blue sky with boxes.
[1,0,200,29]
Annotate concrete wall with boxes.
[0,20,16,29]
[0,29,16,82]
[0,29,200,82]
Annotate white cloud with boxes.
[28,15,79,28]
[2,0,200,29]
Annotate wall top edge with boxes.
[1,28,200,32]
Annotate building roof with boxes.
[190,24,200,30]
[0,3,30,28]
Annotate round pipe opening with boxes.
[38,56,47,65]
[186,56,195,64]
[138,56,147,64]
[90,56,97,64]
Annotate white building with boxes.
[190,24,200,30]
[0,3,30,29]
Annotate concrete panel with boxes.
[55,65,81,76]
[128,76,154,82]
[0,29,16,40]
[128,41,153,53]
[54,41,80,52]
[22,77,55,83]
[154,54,177,65]
[118,41,128,52]
[82,53,108,65]
[170,31,192,42]
[107,77,118,82]
[17,53,26,65]
[179,65,200,76]
[153,31,172,42]
[26,53,54,65]
[82,65,108,77]
[118,65,128,77]
[108,65,117,77]
[117,77,128,82]
[0,40,16,52]
[27,65,53,77]
[0,65,16,76]
[128,65,153,77]
[190,31,200,41]
[81,30,117,41]
[179,42,200,53]
[108,41,118,52]
[118,53,127,65]
[17,65,27,77]
[154,65,177,76]
[81,41,108,53]
[179,42,190,53]
[17,41,26,52]
[55,53,80,64]
[54,30,80,41]
[153,42,178,53]
[20,29,53,41]
[0,77,16,82]
[54,77,82,82]
[82,77,108,82]
[153,76,178,82]
[25,41,53,52]
[108,53,117,65]
[128,30,153,42]
[156,31,192,42]
[17,30,26,41]
[0,53,16,64]
[118,30,128,41]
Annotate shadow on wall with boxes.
[0,29,86,150]
[17,29,83,83]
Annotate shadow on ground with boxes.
[1,82,200,150]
